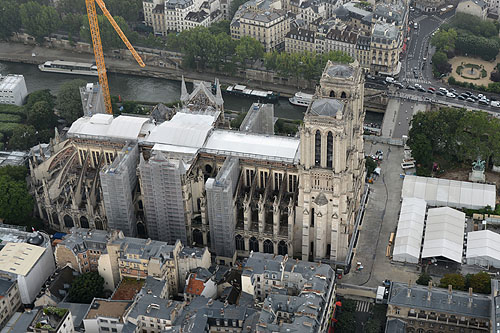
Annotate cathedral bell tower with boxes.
[297,60,366,262]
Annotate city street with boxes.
[342,142,420,287]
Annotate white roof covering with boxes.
[466,230,500,268]
[402,175,496,209]
[393,198,427,264]
[203,130,300,162]
[0,243,45,276]
[421,207,465,263]
[67,114,150,141]
[147,112,216,148]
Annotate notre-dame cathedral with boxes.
[29,60,366,267]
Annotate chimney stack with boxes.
[448,285,453,304]
[468,287,473,308]
[427,281,432,301]
[407,280,412,298]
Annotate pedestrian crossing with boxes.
[404,78,431,85]
[356,300,372,313]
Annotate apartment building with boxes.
[0,279,21,329]
[0,74,28,106]
[386,282,491,332]
[370,22,401,76]
[83,299,132,333]
[231,8,290,52]
[28,307,75,333]
[323,26,358,58]
[285,27,316,53]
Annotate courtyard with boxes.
[449,55,500,86]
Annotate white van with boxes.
[414,22,418,29]
[439,87,448,93]
[491,101,500,107]
[385,76,395,83]
[401,161,416,169]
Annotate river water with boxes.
[0,61,383,124]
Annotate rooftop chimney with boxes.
[427,281,432,301]
[407,280,412,298]
[448,285,453,304]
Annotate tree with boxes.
[229,0,247,19]
[105,0,142,23]
[0,174,33,224]
[416,272,432,286]
[27,101,57,131]
[19,1,61,42]
[25,89,55,112]
[0,0,21,40]
[0,165,28,182]
[8,125,38,150]
[80,14,137,51]
[431,28,457,52]
[208,20,230,35]
[235,36,264,64]
[335,312,356,333]
[57,0,86,14]
[466,272,491,294]
[67,272,104,304]
[439,273,466,291]
[61,13,84,36]
[365,156,377,176]
[432,51,451,75]
[56,79,86,123]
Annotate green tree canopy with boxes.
[25,89,55,112]
[335,311,356,332]
[432,51,451,75]
[229,0,247,19]
[0,165,28,182]
[431,28,457,52]
[466,272,491,294]
[0,172,33,224]
[8,125,38,150]
[80,14,137,51]
[56,79,86,123]
[208,20,230,35]
[416,272,432,286]
[68,272,105,304]
[235,36,264,64]
[0,0,21,40]
[27,101,57,131]
[439,273,466,291]
[19,1,61,42]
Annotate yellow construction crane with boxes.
[85,0,145,114]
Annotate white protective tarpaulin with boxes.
[402,175,496,209]
[421,207,465,263]
[393,197,427,264]
[466,230,500,268]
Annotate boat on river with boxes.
[38,60,98,76]
[289,92,313,107]
[226,84,279,103]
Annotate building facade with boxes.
[0,279,21,329]
[0,74,28,106]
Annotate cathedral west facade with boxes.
[29,61,366,267]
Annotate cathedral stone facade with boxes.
[30,61,366,267]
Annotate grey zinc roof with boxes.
[385,318,406,332]
[326,64,354,78]
[58,302,91,329]
[1,310,37,333]
[388,282,491,319]
[372,22,398,40]
[310,99,344,117]
[179,246,206,259]
[0,278,13,297]
[127,294,182,320]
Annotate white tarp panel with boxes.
[393,197,427,264]
[466,230,500,268]
[421,207,465,263]
[401,176,496,209]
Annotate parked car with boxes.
[457,95,465,100]
[407,85,416,90]
[466,97,475,102]
[446,92,456,98]
[428,87,436,91]
[436,91,445,96]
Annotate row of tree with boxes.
[408,107,500,173]
[417,271,491,294]
[264,51,353,83]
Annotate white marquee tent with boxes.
[421,207,465,263]
[466,230,500,268]
[392,197,427,264]
[402,176,496,209]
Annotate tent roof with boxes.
[401,175,495,209]
[392,198,426,263]
[466,230,500,262]
[421,207,465,263]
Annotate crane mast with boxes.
[85,0,145,114]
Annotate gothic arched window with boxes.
[327,132,333,168]
[341,91,347,98]
[315,130,321,166]
[329,90,335,97]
